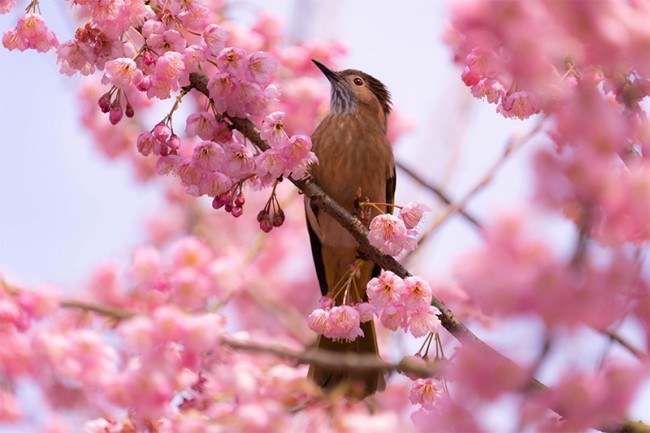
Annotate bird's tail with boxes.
[308,319,386,398]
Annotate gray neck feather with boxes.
[330,85,357,114]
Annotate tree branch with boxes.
[185,72,648,433]
[221,336,438,378]
[395,161,482,229]
[58,298,437,378]
[59,299,136,321]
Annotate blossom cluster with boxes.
[449,0,650,246]
[1,235,419,432]
[2,12,58,52]
[3,0,323,221]
[448,0,650,120]
[307,270,441,343]
[367,271,442,338]
[367,202,430,257]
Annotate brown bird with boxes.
[305,60,395,397]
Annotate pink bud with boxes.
[98,92,111,113]
[137,76,151,92]
[109,103,123,125]
[212,195,224,210]
[168,134,180,150]
[234,192,245,207]
[272,209,285,227]
[260,215,273,233]
[125,103,135,118]
[142,50,154,66]
[231,206,243,218]
[224,202,233,213]
[153,122,171,142]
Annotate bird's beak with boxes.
[312,59,342,84]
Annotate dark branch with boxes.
[222,336,438,378]
[396,161,482,229]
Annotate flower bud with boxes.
[168,134,180,150]
[153,122,171,142]
[142,50,154,66]
[260,215,273,233]
[212,195,225,210]
[272,209,285,227]
[98,92,112,113]
[109,103,123,125]
[234,192,245,207]
[125,103,135,118]
[137,75,151,92]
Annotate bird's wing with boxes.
[386,164,396,215]
[305,200,328,296]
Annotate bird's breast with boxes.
[308,113,394,248]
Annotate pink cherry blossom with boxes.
[147,29,186,54]
[148,51,185,99]
[497,91,541,119]
[5,13,58,52]
[307,308,329,335]
[325,305,364,342]
[407,306,441,338]
[401,276,433,311]
[196,171,231,197]
[354,302,376,323]
[216,47,248,77]
[191,141,225,171]
[398,202,431,231]
[104,58,143,90]
[169,237,213,270]
[367,270,404,310]
[380,303,408,331]
[471,78,505,104]
[409,378,443,410]
[260,111,289,148]
[368,214,417,256]
[220,141,256,179]
[0,0,16,13]
[256,149,287,180]
[56,40,96,76]
[246,51,276,85]
[202,24,229,56]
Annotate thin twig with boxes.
[58,298,436,378]
[423,115,547,239]
[221,336,438,378]
[396,161,482,229]
[60,299,136,321]
[600,329,647,360]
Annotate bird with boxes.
[305,59,395,398]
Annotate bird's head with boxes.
[312,59,392,121]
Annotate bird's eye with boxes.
[353,77,364,86]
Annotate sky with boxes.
[0,0,647,428]
[0,0,544,288]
